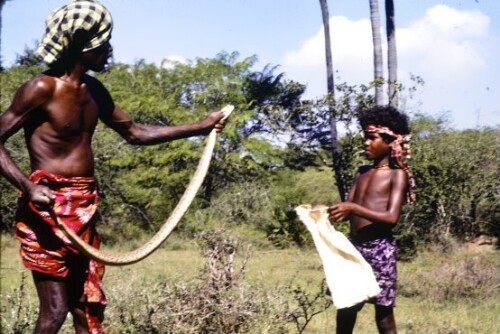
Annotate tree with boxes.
[368,0,400,106]
[369,0,384,105]
[15,44,44,67]
[385,0,398,107]
[318,0,348,201]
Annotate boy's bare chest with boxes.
[354,170,392,200]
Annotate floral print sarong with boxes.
[350,236,398,307]
[15,170,107,334]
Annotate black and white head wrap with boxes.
[37,0,113,65]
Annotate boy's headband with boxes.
[366,124,416,204]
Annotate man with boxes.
[0,1,225,333]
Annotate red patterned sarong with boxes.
[15,170,107,334]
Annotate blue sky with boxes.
[2,0,499,129]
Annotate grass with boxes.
[1,233,499,333]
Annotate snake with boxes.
[50,105,234,266]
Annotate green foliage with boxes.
[178,166,340,248]
[87,52,306,240]
[265,167,340,247]
[404,114,500,243]
[1,55,499,254]
[14,43,45,67]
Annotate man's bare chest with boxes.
[42,85,99,135]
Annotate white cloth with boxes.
[295,204,381,309]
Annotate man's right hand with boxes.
[201,111,226,134]
[28,184,56,209]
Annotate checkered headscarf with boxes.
[37,0,113,65]
[365,124,417,204]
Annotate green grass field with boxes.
[1,234,499,333]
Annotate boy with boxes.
[0,1,226,333]
[328,105,416,334]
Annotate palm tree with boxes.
[385,0,398,107]
[319,0,348,201]
[369,0,384,106]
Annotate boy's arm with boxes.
[329,170,407,225]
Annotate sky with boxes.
[1,0,499,130]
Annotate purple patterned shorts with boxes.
[351,237,398,307]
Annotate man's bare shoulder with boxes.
[82,74,115,116]
[82,74,113,102]
[21,74,57,99]
[7,74,59,113]
[82,73,106,90]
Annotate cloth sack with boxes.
[295,204,381,309]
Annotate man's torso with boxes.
[25,74,106,177]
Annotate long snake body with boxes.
[51,105,234,266]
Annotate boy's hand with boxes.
[328,202,354,222]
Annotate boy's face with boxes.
[363,131,391,160]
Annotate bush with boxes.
[101,230,322,334]
[408,121,500,242]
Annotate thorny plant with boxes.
[1,271,36,334]
[288,278,332,334]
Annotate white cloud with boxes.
[424,5,489,37]
[284,16,373,67]
[398,5,489,79]
[283,16,373,85]
[279,4,496,129]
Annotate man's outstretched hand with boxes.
[202,104,234,134]
[205,111,226,133]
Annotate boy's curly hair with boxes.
[358,106,410,140]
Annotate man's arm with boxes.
[104,106,225,145]
[0,77,56,206]
[89,77,226,144]
[328,170,407,225]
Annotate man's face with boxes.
[82,41,113,72]
[363,131,391,160]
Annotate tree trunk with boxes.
[369,0,384,106]
[385,0,398,107]
[319,0,347,201]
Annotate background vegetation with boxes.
[1,233,499,333]
[1,53,499,332]
[1,53,499,250]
